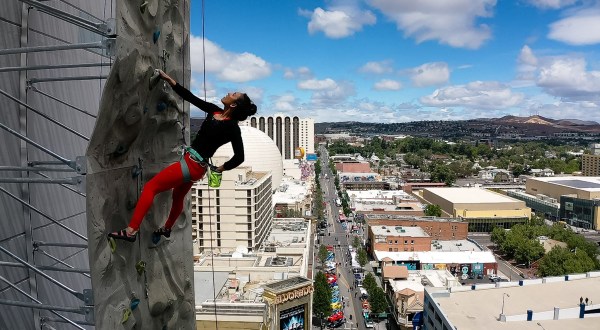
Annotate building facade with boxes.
[582,154,600,176]
[366,217,468,241]
[369,225,432,253]
[191,167,273,253]
[243,115,315,160]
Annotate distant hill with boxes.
[315,115,600,137]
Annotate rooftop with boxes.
[371,225,429,237]
[374,250,496,264]
[424,187,522,204]
[273,177,311,204]
[427,273,600,330]
[529,176,600,192]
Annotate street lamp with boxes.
[501,293,510,317]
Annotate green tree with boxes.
[357,248,368,268]
[368,287,388,315]
[538,247,596,276]
[352,236,362,250]
[313,271,333,327]
[362,273,377,294]
[430,164,456,186]
[318,245,329,266]
[424,204,442,217]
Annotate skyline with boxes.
[187,0,600,123]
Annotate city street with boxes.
[313,148,389,330]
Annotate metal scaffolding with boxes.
[0,1,113,328]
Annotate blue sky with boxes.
[187,0,600,123]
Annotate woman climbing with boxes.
[108,70,257,242]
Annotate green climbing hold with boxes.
[140,1,148,14]
[108,237,116,253]
[135,260,146,275]
[121,308,132,324]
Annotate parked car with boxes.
[364,319,374,328]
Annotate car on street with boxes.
[364,319,374,328]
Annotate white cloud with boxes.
[304,7,376,38]
[537,57,600,99]
[516,45,538,82]
[283,67,313,80]
[190,35,271,83]
[297,78,338,91]
[359,60,394,74]
[310,81,356,106]
[373,79,402,90]
[420,81,524,109]
[527,0,578,9]
[410,62,450,87]
[548,8,600,45]
[271,94,298,112]
[367,0,496,49]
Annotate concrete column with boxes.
[553,307,559,320]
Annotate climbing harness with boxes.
[178,146,222,187]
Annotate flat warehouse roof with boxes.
[529,176,600,191]
[424,187,519,204]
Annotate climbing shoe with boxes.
[108,229,137,242]
[153,227,171,238]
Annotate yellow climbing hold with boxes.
[108,237,116,253]
[135,261,146,275]
[121,308,132,324]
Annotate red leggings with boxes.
[128,153,207,231]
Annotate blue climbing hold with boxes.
[130,298,140,310]
[153,30,161,44]
[156,102,167,112]
[143,106,149,114]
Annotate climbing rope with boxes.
[198,1,220,328]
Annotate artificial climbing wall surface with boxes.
[86,0,193,329]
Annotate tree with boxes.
[352,236,362,250]
[362,273,377,294]
[537,247,596,277]
[318,245,329,266]
[313,271,333,327]
[424,204,442,217]
[368,287,388,315]
[430,164,456,186]
[357,248,368,268]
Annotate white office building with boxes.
[241,114,315,159]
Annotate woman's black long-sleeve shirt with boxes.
[172,83,244,170]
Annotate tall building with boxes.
[191,167,273,253]
[582,143,600,176]
[241,114,315,160]
[191,126,284,253]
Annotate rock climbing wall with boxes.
[86,1,194,329]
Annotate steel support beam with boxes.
[18,0,111,36]
[0,177,79,185]
[0,41,103,55]
[0,166,74,172]
[28,75,108,84]
[0,88,89,141]
[33,241,87,249]
[29,87,97,119]
[0,186,87,241]
[34,172,86,198]
[0,261,90,275]
[0,246,85,301]
[34,250,91,278]
[0,275,85,330]
[0,299,86,314]
[41,317,93,327]
[0,62,110,73]
[0,121,75,169]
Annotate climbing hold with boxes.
[153,30,161,44]
[121,308,132,324]
[108,237,116,253]
[149,69,161,90]
[151,233,161,245]
[135,260,146,275]
[140,1,148,14]
[132,165,142,178]
[130,298,140,311]
[143,106,149,114]
[156,102,167,112]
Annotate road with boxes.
[314,147,392,330]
